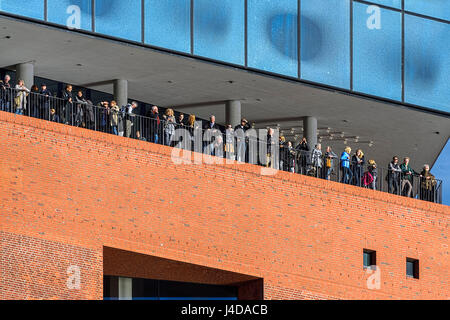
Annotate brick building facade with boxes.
[0,111,448,300]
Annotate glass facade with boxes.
[95,0,141,42]
[145,0,191,53]
[247,0,298,77]
[368,0,401,9]
[353,2,402,100]
[0,0,44,20]
[194,0,245,65]
[0,0,449,113]
[405,0,450,21]
[405,15,450,113]
[301,0,350,89]
[47,0,92,31]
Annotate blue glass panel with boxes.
[301,0,350,89]
[353,2,402,100]
[405,0,450,21]
[47,0,92,31]
[144,0,191,53]
[247,0,298,77]
[95,0,141,42]
[405,15,450,113]
[194,0,245,65]
[433,140,450,206]
[366,0,401,9]
[0,0,44,20]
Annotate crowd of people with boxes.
[0,76,441,203]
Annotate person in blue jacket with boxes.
[341,146,353,184]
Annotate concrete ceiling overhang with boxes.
[0,15,449,171]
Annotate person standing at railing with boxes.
[97,101,110,133]
[225,124,235,160]
[266,128,275,168]
[14,80,30,115]
[123,101,138,138]
[400,157,418,198]
[0,80,6,111]
[387,156,402,195]
[30,85,39,118]
[39,84,52,121]
[203,115,220,155]
[324,146,337,181]
[311,144,323,178]
[295,137,310,175]
[279,136,287,171]
[163,108,176,147]
[1,75,12,112]
[186,114,198,151]
[286,141,296,173]
[85,100,95,130]
[74,90,86,128]
[367,160,378,190]
[177,113,186,128]
[419,164,437,202]
[110,100,120,135]
[148,106,161,144]
[351,149,365,187]
[49,108,60,123]
[340,147,353,184]
[234,118,250,163]
[61,85,74,125]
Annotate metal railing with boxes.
[0,87,443,204]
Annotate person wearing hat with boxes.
[234,118,250,162]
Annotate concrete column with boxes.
[225,100,241,128]
[303,116,318,149]
[114,79,128,108]
[16,62,34,88]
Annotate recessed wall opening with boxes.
[103,247,263,300]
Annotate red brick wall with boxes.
[0,111,449,300]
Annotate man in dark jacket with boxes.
[147,105,161,144]
[61,85,74,124]
[1,75,12,112]
[203,115,221,155]
[400,157,418,198]
[295,137,310,174]
[388,156,402,194]
[39,84,52,120]
[234,118,250,162]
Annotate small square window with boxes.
[363,249,376,269]
[406,258,419,279]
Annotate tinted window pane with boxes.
[47,0,92,31]
[247,0,298,77]
[405,0,450,21]
[353,2,402,100]
[95,0,141,42]
[406,261,414,277]
[194,0,245,65]
[145,0,191,53]
[405,15,450,113]
[301,0,350,89]
[0,0,44,20]
[366,0,401,9]
[363,252,371,267]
